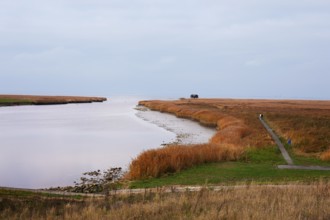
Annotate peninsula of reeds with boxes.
[128,98,330,179]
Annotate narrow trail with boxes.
[278,165,330,171]
[259,116,293,165]
[259,116,330,171]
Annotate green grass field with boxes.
[129,146,330,188]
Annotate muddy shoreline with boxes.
[135,105,216,145]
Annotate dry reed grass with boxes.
[128,144,243,179]
[2,181,330,220]
[210,125,251,145]
[266,113,330,156]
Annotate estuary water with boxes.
[0,97,215,189]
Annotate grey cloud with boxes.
[0,0,329,99]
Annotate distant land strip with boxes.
[0,94,107,106]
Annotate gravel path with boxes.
[278,165,330,171]
[259,117,293,165]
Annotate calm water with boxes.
[0,97,177,188]
[0,97,216,189]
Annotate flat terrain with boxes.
[0,94,107,106]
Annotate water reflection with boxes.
[0,97,176,188]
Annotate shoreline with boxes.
[135,105,216,145]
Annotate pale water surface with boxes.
[0,97,215,189]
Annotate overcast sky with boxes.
[0,0,329,99]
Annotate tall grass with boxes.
[266,113,330,158]
[128,144,243,179]
[2,182,330,219]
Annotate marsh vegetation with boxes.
[128,99,330,179]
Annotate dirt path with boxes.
[1,184,324,197]
[259,116,330,171]
[278,165,330,171]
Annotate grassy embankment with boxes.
[1,181,329,219]
[130,147,330,188]
[128,98,330,185]
[0,95,107,106]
